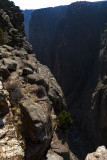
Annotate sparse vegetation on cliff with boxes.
[57,110,73,131]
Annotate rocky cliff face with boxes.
[29,1,107,151]
[45,1,107,149]
[29,6,67,63]
[0,1,74,159]
[22,10,34,38]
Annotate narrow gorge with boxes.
[0,0,107,159]
[25,1,107,159]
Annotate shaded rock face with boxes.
[0,1,74,160]
[29,1,107,150]
[0,1,32,51]
[49,1,107,149]
[29,6,67,63]
[89,29,107,148]
[22,10,34,38]
[45,1,107,97]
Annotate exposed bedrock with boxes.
[0,1,74,159]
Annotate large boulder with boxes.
[85,146,107,160]
[20,98,52,160]
[47,150,64,160]
[0,64,10,80]
[3,58,17,71]
[50,130,70,160]
[22,67,33,76]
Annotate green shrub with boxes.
[104,29,107,33]
[57,110,73,131]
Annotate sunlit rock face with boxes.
[29,1,107,150]
[85,146,107,160]
[29,6,67,63]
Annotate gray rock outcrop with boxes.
[85,146,107,160]
[0,0,73,159]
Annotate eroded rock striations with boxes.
[29,1,107,151]
[22,10,34,38]
[29,6,67,63]
[0,1,74,160]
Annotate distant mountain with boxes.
[22,10,34,38]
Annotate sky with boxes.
[12,0,102,10]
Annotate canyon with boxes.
[29,6,67,63]
[26,0,107,157]
[0,0,107,159]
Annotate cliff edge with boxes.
[0,1,74,159]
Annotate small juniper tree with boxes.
[57,110,73,131]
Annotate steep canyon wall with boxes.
[29,1,107,149]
